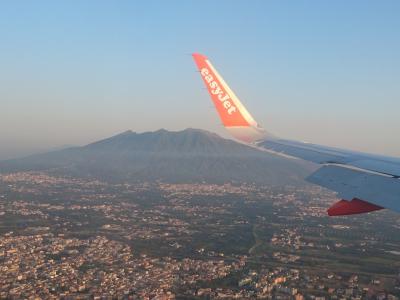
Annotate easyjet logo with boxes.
[200,68,237,115]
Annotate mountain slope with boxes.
[0,129,315,185]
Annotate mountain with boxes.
[0,129,315,185]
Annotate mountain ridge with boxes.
[0,128,315,185]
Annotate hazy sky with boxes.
[1,1,400,159]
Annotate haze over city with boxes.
[1,0,400,159]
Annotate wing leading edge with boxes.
[192,53,400,215]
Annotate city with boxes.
[1,1,400,299]
[1,172,399,299]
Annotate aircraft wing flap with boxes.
[307,165,400,213]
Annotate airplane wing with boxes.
[192,53,400,216]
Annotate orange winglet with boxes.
[327,198,384,216]
[192,53,250,127]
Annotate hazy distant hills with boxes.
[0,129,314,185]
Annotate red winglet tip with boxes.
[327,199,348,216]
[192,53,207,61]
[327,198,384,216]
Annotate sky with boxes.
[1,1,400,159]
